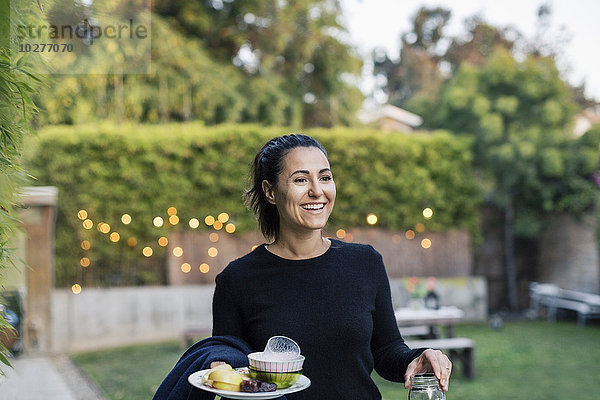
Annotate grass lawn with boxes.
[71,340,182,400]
[72,321,600,400]
[376,320,600,399]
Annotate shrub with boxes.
[24,123,481,287]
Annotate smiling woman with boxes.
[154,134,453,400]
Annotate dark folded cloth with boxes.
[152,335,287,400]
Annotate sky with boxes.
[340,0,600,102]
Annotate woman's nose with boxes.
[308,181,324,197]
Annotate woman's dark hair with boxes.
[244,134,328,242]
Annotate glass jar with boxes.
[408,373,446,400]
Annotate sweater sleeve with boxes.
[211,266,245,337]
[368,247,425,382]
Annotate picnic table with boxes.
[529,282,600,326]
[395,306,475,378]
[395,306,464,338]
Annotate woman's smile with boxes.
[301,202,327,212]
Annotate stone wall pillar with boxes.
[19,186,58,354]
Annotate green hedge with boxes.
[24,123,481,287]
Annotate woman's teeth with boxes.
[302,204,324,210]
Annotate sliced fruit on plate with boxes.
[201,363,234,386]
[203,365,245,392]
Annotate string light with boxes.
[251,245,258,251]
[366,213,378,225]
[208,247,218,257]
[83,219,93,230]
[423,208,434,219]
[189,218,200,229]
[81,240,91,250]
[158,237,168,247]
[181,263,191,273]
[415,223,425,233]
[199,263,210,273]
[218,212,229,223]
[127,237,138,247]
[209,233,219,242]
[421,238,432,249]
[109,232,120,242]
[77,210,88,220]
[72,284,82,294]
[173,247,184,257]
[213,220,223,230]
[167,207,177,216]
[169,215,179,225]
[336,229,346,239]
[80,257,90,267]
[142,246,153,257]
[121,214,132,224]
[205,215,215,226]
[225,223,236,233]
[153,217,164,227]
[98,223,110,234]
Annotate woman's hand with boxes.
[210,361,227,369]
[404,349,452,391]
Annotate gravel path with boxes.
[0,355,105,400]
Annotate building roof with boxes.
[573,106,600,137]
[358,104,423,128]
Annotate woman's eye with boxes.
[294,177,308,183]
[321,175,332,181]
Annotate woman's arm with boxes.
[369,247,426,381]
[368,247,453,391]
[212,268,245,337]
[210,268,246,368]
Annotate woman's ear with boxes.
[262,180,276,205]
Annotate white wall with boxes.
[50,277,487,353]
[51,285,215,353]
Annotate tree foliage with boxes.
[443,16,517,74]
[375,5,596,118]
[373,7,448,109]
[35,0,363,127]
[430,47,597,310]
[375,5,598,310]
[0,0,45,371]
[433,48,595,232]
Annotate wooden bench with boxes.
[181,327,211,349]
[529,282,600,326]
[406,337,475,379]
[400,325,431,338]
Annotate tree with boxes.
[35,0,362,127]
[154,0,363,126]
[443,16,517,73]
[431,48,596,310]
[0,0,45,371]
[35,14,258,125]
[373,6,449,110]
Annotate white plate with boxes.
[188,367,311,399]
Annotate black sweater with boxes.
[212,239,424,399]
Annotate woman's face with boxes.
[263,146,336,235]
